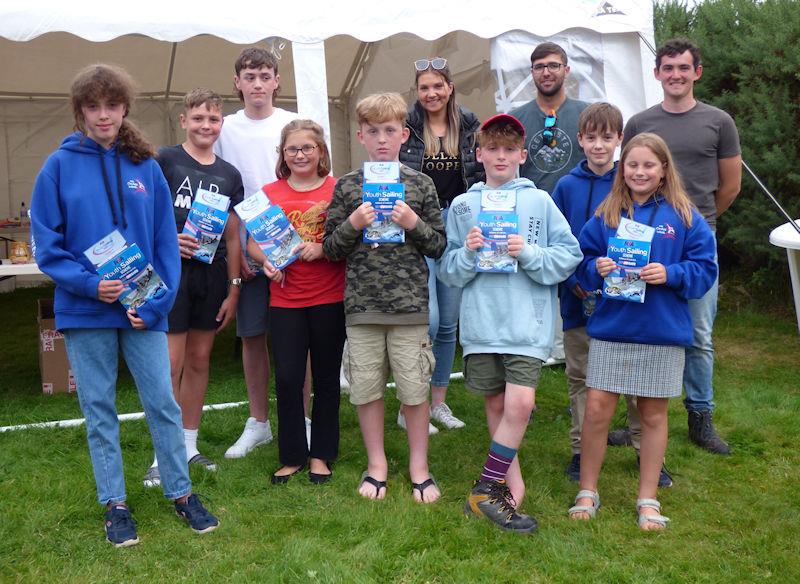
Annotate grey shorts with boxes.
[236,273,270,338]
[464,353,543,396]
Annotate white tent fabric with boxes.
[0,0,659,218]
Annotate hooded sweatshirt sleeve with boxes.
[576,216,608,292]
[30,155,103,299]
[133,162,181,329]
[516,195,583,285]
[405,174,445,259]
[664,210,718,300]
[436,194,481,288]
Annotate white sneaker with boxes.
[224,417,272,459]
[305,417,312,449]
[430,403,466,429]
[397,411,438,435]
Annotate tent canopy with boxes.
[0,0,659,216]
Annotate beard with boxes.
[535,76,564,97]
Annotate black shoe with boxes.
[104,505,139,547]
[565,454,581,482]
[637,455,673,488]
[271,465,305,485]
[464,480,538,534]
[607,427,633,447]
[174,494,219,534]
[309,462,332,485]
[688,411,731,455]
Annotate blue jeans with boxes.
[426,250,463,386]
[64,328,191,505]
[682,260,719,413]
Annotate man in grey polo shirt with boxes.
[621,38,741,455]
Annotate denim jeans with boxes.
[64,328,191,505]
[682,274,719,412]
[426,244,463,387]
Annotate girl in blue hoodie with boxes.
[30,64,217,547]
[568,133,716,530]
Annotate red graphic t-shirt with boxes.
[262,176,345,308]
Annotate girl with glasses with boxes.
[397,57,485,433]
[247,120,346,485]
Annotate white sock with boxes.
[184,428,200,461]
[151,455,158,469]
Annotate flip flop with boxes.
[188,453,218,472]
[359,471,387,499]
[411,475,440,503]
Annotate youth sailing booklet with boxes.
[602,217,654,303]
[83,230,167,310]
[362,161,404,244]
[234,191,302,270]
[182,188,231,264]
[476,190,518,273]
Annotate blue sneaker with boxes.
[104,505,139,547]
[174,494,219,534]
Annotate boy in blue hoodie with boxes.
[439,114,582,533]
[551,103,622,482]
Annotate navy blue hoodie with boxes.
[551,161,616,330]
[576,196,717,347]
[31,132,180,331]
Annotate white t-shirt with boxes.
[214,108,300,197]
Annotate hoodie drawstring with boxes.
[97,147,128,229]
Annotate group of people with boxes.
[29,35,741,546]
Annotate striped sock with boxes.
[479,440,517,483]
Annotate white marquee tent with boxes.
[0,0,660,219]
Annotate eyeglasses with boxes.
[283,145,317,157]
[543,110,557,148]
[532,62,565,74]
[414,58,448,72]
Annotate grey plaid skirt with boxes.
[586,339,684,398]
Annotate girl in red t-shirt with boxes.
[247,120,345,484]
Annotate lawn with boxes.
[1,285,798,583]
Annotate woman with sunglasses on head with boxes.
[247,120,346,485]
[398,57,484,433]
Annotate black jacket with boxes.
[400,101,485,199]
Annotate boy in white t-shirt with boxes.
[214,47,299,458]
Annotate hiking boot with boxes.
[637,455,674,488]
[430,403,465,429]
[464,480,538,534]
[175,494,219,534]
[397,411,438,435]
[688,410,731,455]
[565,453,581,482]
[607,427,633,447]
[104,505,139,547]
[225,417,272,459]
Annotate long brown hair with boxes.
[595,133,694,229]
[415,60,461,158]
[275,119,331,179]
[70,64,154,163]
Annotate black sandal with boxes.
[359,471,387,498]
[411,475,440,503]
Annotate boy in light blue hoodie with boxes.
[438,114,581,534]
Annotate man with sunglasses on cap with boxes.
[511,42,589,366]
[615,38,741,456]
[510,42,589,197]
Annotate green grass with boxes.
[1,285,799,583]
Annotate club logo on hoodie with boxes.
[655,223,676,240]
[127,179,148,194]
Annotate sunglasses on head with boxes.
[543,110,558,148]
[414,58,448,72]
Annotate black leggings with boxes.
[270,302,346,466]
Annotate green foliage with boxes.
[655,0,800,304]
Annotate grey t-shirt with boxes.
[623,101,740,227]
[510,97,589,195]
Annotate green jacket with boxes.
[323,166,445,325]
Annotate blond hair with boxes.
[275,119,331,179]
[596,133,694,229]
[356,93,407,126]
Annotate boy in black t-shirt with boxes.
[144,88,245,487]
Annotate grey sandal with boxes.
[188,453,218,472]
[568,489,600,519]
[636,498,670,529]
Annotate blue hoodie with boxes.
[576,196,717,347]
[437,178,582,361]
[30,132,180,331]
[551,160,617,330]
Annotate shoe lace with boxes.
[487,482,518,518]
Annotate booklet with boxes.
[234,191,302,270]
[83,230,168,310]
[362,182,405,244]
[476,190,518,273]
[603,236,650,303]
[363,161,400,183]
[181,188,231,264]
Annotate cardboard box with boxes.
[37,298,76,394]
